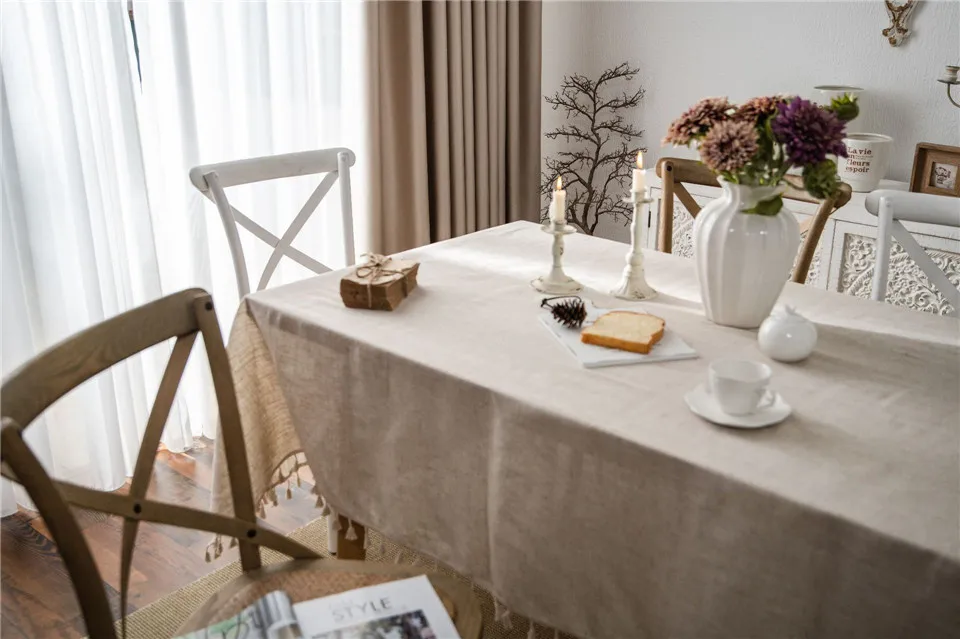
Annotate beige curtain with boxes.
[365,0,542,254]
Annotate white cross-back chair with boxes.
[865,189,960,316]
[189,148,357,298]
[190,149,356,554]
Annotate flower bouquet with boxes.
[663,94,857,214]
[661,93,857,328]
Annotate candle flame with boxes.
[636,151,644,170]
[555,176,563,191]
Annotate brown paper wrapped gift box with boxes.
[340,258,419,311]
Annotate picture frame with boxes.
[909,143,960,198]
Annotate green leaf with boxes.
[803,160,840,199]
[744,194,783,216]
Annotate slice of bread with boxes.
[580,311,665,354]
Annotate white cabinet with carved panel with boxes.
[829,220,960,315]
[639,177,960,315]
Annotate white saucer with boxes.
[684,383,791,429]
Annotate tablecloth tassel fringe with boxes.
[251,451,311,522]
[345,520,358,541]
[501,611,513,630]
[495,600,513,628]
[527,623,536,639]
[205,536,224,562]
[334,516,343,532]
[492,600,514,630]
[314,493,327,513]
[394,550,404,564]
[229,537,238,549]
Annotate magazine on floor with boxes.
[175,574,461,639]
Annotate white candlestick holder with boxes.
[531,221,583,294]
[611,191,657,301]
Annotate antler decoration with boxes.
[883,0,918,47]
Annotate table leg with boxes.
[336,514,366,560]
[327,511,338,555]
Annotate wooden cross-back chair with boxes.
[655,157,853,284]
[189,148,357,298]
[0,289,480,638]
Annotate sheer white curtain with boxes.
[0,1,187,515]
[133,1,369,326]
[1,1,366,516]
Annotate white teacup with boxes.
[708,359,774,416]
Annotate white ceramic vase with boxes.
[693,179,800,329]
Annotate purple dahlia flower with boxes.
[771,98,847,166]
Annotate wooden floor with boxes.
[0,438,319,638]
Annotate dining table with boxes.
[211,220,960,639]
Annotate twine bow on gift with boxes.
[355,253,404,308]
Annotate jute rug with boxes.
[118,517,572,639]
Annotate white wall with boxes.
[542,0,960,238]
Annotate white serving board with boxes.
[540,308,698,369]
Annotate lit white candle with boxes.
[631,151,646,193]
[550,176,566,224]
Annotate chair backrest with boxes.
[865,189,960,316]
[189,148,357,298]
[0,289,319,638]
[655,157,852,284]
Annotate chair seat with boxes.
[176,558,482,638]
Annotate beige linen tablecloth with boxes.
[213,221,960,639]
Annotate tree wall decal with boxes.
[541,62,646,235]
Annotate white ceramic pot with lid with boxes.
[758,306,818,362]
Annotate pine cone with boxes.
[542,296,587,329]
